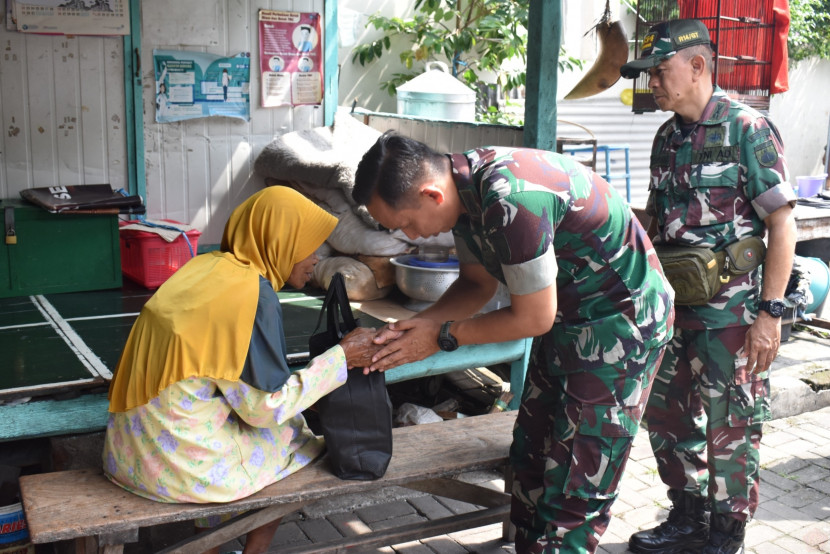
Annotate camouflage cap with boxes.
[620,19,712,79]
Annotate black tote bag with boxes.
[309,272,393,480]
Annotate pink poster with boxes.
[258,10,323,108]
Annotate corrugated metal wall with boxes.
[558,97,670,207]
[0,27,127,198]
[361,98,670,209]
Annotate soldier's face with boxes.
[647,54,694,115]
[367,191,446,241]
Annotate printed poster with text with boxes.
[258,10,323,108]
[153,50,251,123]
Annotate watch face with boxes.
[761,300,785,317]
[438,322,458,351]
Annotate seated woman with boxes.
[103,186,380,553]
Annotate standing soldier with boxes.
[620,19,797,553]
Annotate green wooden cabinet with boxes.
[0,200,121,298]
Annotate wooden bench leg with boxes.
[75,535,128,554]
[156,501,304,554]
[502,465,515,541]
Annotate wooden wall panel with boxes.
[0,27,126,198]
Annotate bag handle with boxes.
[311,273,358,340]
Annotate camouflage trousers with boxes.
[644,325,770,520]
[509,343,666,554]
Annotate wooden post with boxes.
[524,0,562,151]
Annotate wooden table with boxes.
[793,202,830,241]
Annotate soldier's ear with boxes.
[690,54,706,79]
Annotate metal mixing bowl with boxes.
[390,255,459,303]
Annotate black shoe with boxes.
[701,513,745,554]
[628,490,709,553]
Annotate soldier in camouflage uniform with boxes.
[621,19,798,553]
[351,132,674,553]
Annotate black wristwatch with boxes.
[438,321,459,352]
[758,299,786,318]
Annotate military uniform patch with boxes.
[704,127,725,147]
[754,140,778,168]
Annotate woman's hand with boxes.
[338,328,382,369]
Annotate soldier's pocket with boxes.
[688,166,740,225]
[727,358,771,427]
[562,403,640,500]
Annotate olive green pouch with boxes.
[654,244,722,306]
[722,236,766,278]
[655,236,766,306]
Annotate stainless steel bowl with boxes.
[390,255,459,303]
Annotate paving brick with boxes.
[792,522,830,546]
[790,423,830,442]
[790,463,830,485]
[809,479,830,496]
[744,522,784,547]
[409,495,456,520]
[766,455,812,476]
[760,468,806,492]
[326,511,373,537]
[619,504,666,529]
[435,496,480,515]
[270,520,311,548]
[389,539,439,553]
[759,480,786,502]
[763,430,802,447]
[752,542,794,553]
[447,521,505,545]
[798,498,830,522]
[357,500,418,523]
[761,444,793,464]
[420,535,470,554]
[771,535,823,553]
[755,500,817,533]
[297,516,343,542]
[369,513,429,531]
[777,486,827,508]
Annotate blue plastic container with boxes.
[799,256,830,314]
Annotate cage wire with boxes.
[631,0,776,113]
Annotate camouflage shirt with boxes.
[647,87,796,330]
[450,147,673,373]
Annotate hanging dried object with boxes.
[564,1,629,100]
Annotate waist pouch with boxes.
[655,236,766,306]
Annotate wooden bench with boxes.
[19,411,517,554]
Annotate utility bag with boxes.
[309,272,393,480]
[655,236,766,306]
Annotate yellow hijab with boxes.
[108,187,338,412]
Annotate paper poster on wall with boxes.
[7,0,130,35]
[153,50,251,123]
[258,10,323,108]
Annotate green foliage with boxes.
[788,0,830,62]
[350,0,582,122]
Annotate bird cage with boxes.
[630,0,778,113]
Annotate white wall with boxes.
[141,0,325,245]
[770,58,830,180]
